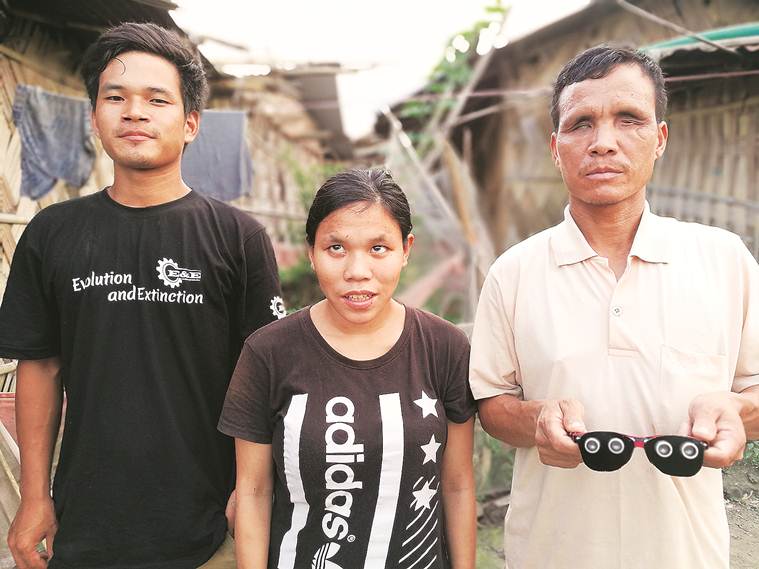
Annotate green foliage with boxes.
[279,255,321,313]
[474,420,515,497]
[277,153,344,312]
[399,0,507,152]
[744,441,759,466]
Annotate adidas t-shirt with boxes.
[219,306,475,569]
[0,189,284,568]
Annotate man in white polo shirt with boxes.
[469,45,759,569]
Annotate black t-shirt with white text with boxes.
[0,190,284,568]
[219,307,475,569]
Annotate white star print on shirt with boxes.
[420,435,441,464]
[411,480,437,511]
[413,390,438,418]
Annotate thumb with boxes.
[46,527,57,560]
[559,399,586,434]
[690,404,719,443]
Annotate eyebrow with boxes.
[565,113,592,126]
[322,232,390,242]
[101,83,174,97]
[564,106,648,126]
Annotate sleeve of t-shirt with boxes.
[732,236,759,393]
[0,220,60,359]
[442,331,476,424]
[468,264,522,400]
[218,341,273,443]
[237,227,284,341]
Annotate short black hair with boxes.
[80,22,208,114]
[551,44,667,130]
[306,168,413,246]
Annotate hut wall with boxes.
[0,19,112,302]
[209,86,325,268]
[650,77,759,259]
[0,19,114,394]
[476,0,759,253]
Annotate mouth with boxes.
[586,168,623,180]
[118,131,154,142]
[342,291,377,308]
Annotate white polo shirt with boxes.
[469,203,759,569]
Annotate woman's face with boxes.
[308,201,413,329]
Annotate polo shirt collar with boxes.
[551,201,671,267]
[629,202,672,264]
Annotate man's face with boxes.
[91,50,198,171]
[550,64,668,207]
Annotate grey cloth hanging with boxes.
[181,109,254,201]
[13,84,95,199]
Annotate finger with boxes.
[703,445,741,469]
[46,529,56,560]
[542,452,583,469]
[702,427,746,469]
[559,399,586,434]
[538,444,583,468]
[676,420,691,437]
[13,548,46,569]
[539,416,582,464]
[689,404,720,443]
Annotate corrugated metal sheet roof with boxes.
[8,0,180,33]
[644,22,759,59]
[6,0,221,78]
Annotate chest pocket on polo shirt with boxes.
[658,345,729,431]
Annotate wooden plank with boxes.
[11,198,36,242]
[701,114,718,225]
[714,94,732,229]
[0,176,12,214]
[0,226,15,265]
[683,112,703,221]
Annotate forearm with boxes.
[234,439,274,569]
[442,485,476,569]
[234,491,272,569]
[16,358,63,501]
[736,385,759,440]
[441,418,475,569]
[478,394,543,447]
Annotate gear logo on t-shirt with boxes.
[270,296,287,319]
[156,258,202,289]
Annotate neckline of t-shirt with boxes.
[98,187,200,216]
[301,304,414,370]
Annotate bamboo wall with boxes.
[650,84,759,259]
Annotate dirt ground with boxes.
[724,461,759,569]
[477,460,759,568]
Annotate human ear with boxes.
[184,110,200,143]
[402,234,414,267]
[654,121,668,159]
[550,132,560,167]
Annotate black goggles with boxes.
[572,431,708,477]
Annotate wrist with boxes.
[727,391,754,417]
[19,483,52,503]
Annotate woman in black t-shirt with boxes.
[219,168,476,569]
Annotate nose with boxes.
[343,252,372,281]
[588,121,617,155]
[122,98,149,122]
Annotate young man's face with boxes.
[550,63,668,208]
[91,50,199,172]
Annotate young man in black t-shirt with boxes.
[0,23,284,569]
